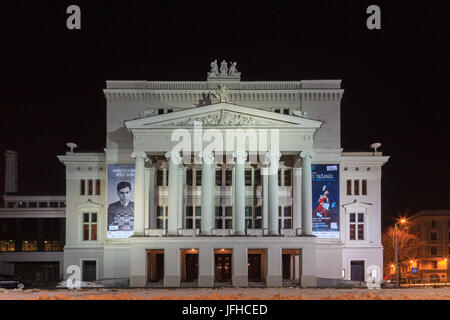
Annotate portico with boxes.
[123,102,321,287]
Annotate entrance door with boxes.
[350,261,365,281]
[185,254,198,282]
[282,254,291,280]
[155,254,164,281]
[215,254,232,282]
[248,254,262,281]
[82,260,96,282]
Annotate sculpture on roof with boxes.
[208,60,241,79]
[208,60,219,77]
[212,84,230,103]
[228,61,241,77]
[219,60,229,76]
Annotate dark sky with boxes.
[1,1,448,229]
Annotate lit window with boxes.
[88,180,93,195]
[83,213,97,241]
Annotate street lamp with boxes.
[395,218,407,288]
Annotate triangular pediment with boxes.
[125,103,322,129]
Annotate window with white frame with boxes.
[215,206,232,229]
[83,212,97,241]
[80,179,101,195]
[185,206,201,229]
[278,206,292,229]
[349,212,364,240]
[156,206,168,230]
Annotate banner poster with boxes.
[311,164,340,238]
[107,164,135,238]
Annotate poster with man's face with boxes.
[311,164,340,238]
[107,164,135,238]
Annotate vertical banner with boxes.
[311,164,340,238]
[107,164,135,238]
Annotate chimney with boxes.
[4,150,18,193]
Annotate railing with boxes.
[143,228,303,237]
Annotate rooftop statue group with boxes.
[208,60,241,78]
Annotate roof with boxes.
[408,210,450,220]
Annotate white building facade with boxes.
[58,63,389,287]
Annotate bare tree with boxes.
[382,226,423,269]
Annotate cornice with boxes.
[103,88,343,102]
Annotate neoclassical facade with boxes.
[58,62,389,287]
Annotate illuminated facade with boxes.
[390,210,450,283]
[57,64,389,287]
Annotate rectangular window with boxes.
[431,220,436,228]
[284,169,292,186]
[216,170,222,186]
[157,170,164,186]
[431,247,437,256]
[156,206,168,230]
[347,180,352,195]
[278,170,281,186]
[354,180,359,195]
[362,180,367,195]
[88,180,93,195]
[431,233,437,241]
[274,109,281,113]
[254,169,261,186]
[186,169,193,186]
[22,240,37,252]
[349,213,364,241]
[158,109,164,115]
[39,202,48,208]
[350,224,356,240]
[80,180,85,195]
[431,261,437,269]
[95,180,101,195]
[83,213,97,241]
[28,202,37,208]
[225,170,232,186]
[49,202,58,208]
[283,109,289,115]
[186,206,193,217]
[195,207,201,217]
[245,170,252,186]
[196,170,202,186]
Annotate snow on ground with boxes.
[0,287,449,300]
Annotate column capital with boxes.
[131,152,149,162]
[232,151,248,164]
[199,151,215,165]
[165,151,182,165]
[300,151,315,159]
[266,151,281,162]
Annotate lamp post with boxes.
[395,218,406,288]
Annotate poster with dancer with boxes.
[311,164,340,238]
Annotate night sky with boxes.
[1,1,448,229]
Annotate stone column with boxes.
[262,165,269,231]
[232,247,248,287]
[148,167,156,229]
[266,246,282,286]
[300,151,314,236]
[178,166,185,230]
[165,152,180,235]
[267,152,280,235]
[131,152,148,236]
[198,247,214,287]
[292,167,302,232]
[200,151,214,235]
[233,151,247,235]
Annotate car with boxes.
[0,274,25,289]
